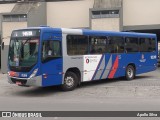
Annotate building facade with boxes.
[0,0,160,72]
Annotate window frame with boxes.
[41,40,62,63]
[139,37,156,52]
[67,35,89,56]
[89,36,108,54]
[124,37,139,53]
[107,36,125,54]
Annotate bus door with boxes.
[41,33,63,86]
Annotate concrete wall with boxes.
[123,0,160,26]
[0,4,15,33]
[91,18,120,31]
[0,4,15,13]
[2,22,27,45]
[47,0,94,28]
[28,2,47,27]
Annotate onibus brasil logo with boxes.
[2,112,42,118]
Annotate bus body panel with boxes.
[41,58,63,86]
[82,55,104,81]
[82,29,157,80]
[7,27,158,88]
[41,31,63,87]
[7,64,43,86]
[136,52,157,74]
[62,30,84,83]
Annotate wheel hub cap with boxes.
[65,76,74,87]
[128,68,133,78]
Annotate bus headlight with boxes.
[29,69,38,79]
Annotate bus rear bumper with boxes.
[7,75,42,87]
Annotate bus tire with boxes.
[61,71,78,91]
[125,65,135,80]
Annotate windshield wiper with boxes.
[19,38,32,59]
[22,38,31,47]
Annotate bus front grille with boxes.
[11,78,27,85]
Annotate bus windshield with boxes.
[8,37,39,67]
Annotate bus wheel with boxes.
[61,72,78,91]
[125,65,135,80]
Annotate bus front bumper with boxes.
[7,75,42,87]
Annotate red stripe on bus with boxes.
[108,56,119,79]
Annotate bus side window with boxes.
[42,40,61,62]
[150,38,156,52]
[89,36,107,54]
[107,36,124,53]
[67,35,88,55]
[139,38,156,52]
[125,37,139,53]
[53,41,62,56]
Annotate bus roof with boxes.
[82,29,156,38]
[13,26,157,38]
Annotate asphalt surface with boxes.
[0,68,160,120]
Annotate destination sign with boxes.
[12,29,40,37]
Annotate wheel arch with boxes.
[64,67,81,85]
[127,63,136,72]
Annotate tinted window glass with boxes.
[42,40,61,62]
[107,36,124,53]
[67,35,88,55]
[89,36,107,54]
[125,37,139,53]
[150,39,156,52]
[140,38,156,52]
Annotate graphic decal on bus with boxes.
[100,55,112,79]
[91,54,105,80]
[83,55,102,81]
[108,56,119,79]
[83,55,119,81]
[140,54,146,62]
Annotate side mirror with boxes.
[2,42,4,50]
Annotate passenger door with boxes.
[41,33,63,86]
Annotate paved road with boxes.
[0,68,160,120]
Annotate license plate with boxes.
[16,81,22,85]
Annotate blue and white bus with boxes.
[7,27,158,91]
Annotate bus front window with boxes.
[8,38,39,67]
